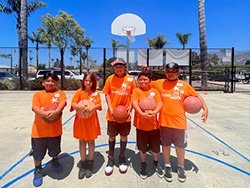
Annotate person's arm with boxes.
[132,100,153,119]
[32,106,50,118]
[147,102,163,116]
[47,100,66,119]
[105,94,113,115]
[197,94,209,123]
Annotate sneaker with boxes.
[105,156,114,176]
[52,159,63,174]
[85,160,93,178]
[33,168,43,187]
[164,166,172,182]
[154,163,164,178]
[177,166,186,182]
[78,167,85,179]
[118,155,128,174]
[139,163,147,179]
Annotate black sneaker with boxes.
[77,161,85,179]
[85,160,93,178]
[52,158,63,174]
[118,155,128,174]
[177,166,186,182]
[154,163,164,178]
[105,156,114,176]
[33,168,43,187]
[139,163,147,179]
[164,166,172,182]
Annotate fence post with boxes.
[230,47,235,93]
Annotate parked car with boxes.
[128,70,141,80]
[0,71,17,81]
[36,69,84,80]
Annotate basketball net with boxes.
[122,26,136,43]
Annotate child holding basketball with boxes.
[102,57,136,175]
[152,62,208,182]
[132,70,163,179]
[70,73,102,179]
[31,72,67,187]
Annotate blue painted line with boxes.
[2,142,250,188]
[187,117,250,163]
[0,114,75,181]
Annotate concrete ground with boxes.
[0,91,249,188]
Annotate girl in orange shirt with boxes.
[71,73,102,179]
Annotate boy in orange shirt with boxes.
[31,72,67,187]
[71,73,102,179]
[102,57,136,175]
[152,62,208,183]
[132,70,163,179]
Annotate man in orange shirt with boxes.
[102,57,136,176]
[31,73,67,187]
[132,70,163,179]
[152,62,208,183]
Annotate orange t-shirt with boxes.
[31,90,67,138]
[132,87,162,131]
[152,79,198,129]
[102,74,136,122]
[71,89,102,141]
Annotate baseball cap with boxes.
[165,62,179,70]
[111,58,126,66]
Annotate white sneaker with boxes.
[105,156,114,176]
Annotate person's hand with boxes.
[201,110,208,124]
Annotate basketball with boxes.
[77,100,94,119]
[113,105,128,123]
[138,97,157,111]
[183,96,202,114]
[42,103,61,123]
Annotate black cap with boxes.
[165,62,179,70]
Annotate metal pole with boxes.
[126,36,130,70]
[231,47,235,93]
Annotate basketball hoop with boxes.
[122,26,136,43]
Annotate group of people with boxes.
[30,57,208,187]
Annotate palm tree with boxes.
[82,37,93,71]
[198,0,208,88]
[146,34,169,49]
[176,32,192,49]
[0,0,46,77]
[28,30,43,71]
[111,39,125,57]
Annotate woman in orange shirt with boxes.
[71,73,102,179]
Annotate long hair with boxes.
[81,72,97,92]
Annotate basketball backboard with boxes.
[111,13,146,38]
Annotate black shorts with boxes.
[107,121,131,137]
[136,129,161,153]
[160,127,187,148]
[31,136,61,161]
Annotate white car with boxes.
[36,69,84,80]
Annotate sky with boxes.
[0,0,249,66]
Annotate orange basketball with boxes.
[183,96,202,114]
[42,103,61,123]
[77,100,94,119]
[113,105,128,123]
[138,97,157,111]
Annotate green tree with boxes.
[198,0,208,88]
[176,32,192,49]
[146,34,169,49]
[111,39,125,57]
[28,29,43,71]
[40,11,84,89]
[82,36,93,71]
[0,0,46,77]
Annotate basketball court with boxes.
[0,91,249,188]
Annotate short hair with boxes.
[43,72,59,81]
[138,70,152,80]
[81,72,97,92]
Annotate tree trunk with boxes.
[60,48,65,90]
[79,48,83,75]
[198,0,208,88]
[48,43,51,68]
[20,0,28,77]
[36,43,39,72]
